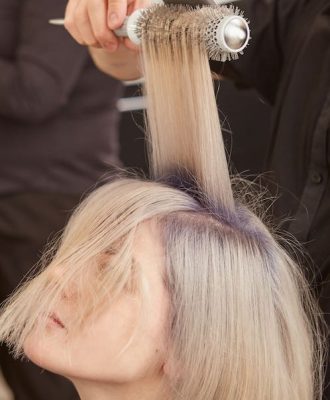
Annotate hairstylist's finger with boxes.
[88,0,119,51]
[107,0,127,30]
[64,0,84,44]
[72,0,99,46]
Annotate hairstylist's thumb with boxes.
[108,0,127,29]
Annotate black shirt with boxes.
[0,0,123,195]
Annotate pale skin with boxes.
[64,0,148,80]
[24,222,172,400]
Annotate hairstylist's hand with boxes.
[64,0,148,79]
[64,0,149,52]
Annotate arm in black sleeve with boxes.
[211,0,304,104]
[0,0,89,123]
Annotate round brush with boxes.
[49,4,249,61]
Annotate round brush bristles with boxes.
[136,4,248,61]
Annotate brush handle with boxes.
[49,17,133,38]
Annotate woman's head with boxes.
[0,179,197,380]
[0,176,323,399]
[23,218,170,386]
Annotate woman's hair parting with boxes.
[0,4,326,400]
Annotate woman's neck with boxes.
[71,376,170,400]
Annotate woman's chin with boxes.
[23,332,47,368]
[23,331,63,376]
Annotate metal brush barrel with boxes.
[215,15,249,54]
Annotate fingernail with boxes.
[109,13,118,28]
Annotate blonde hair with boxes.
[0,5,325,400]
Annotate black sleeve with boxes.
[0,0,89,123]
[211,0,305,104]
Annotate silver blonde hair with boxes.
[0,5,325,400]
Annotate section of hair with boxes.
[140,5,325,400]
[141,6,235,215]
